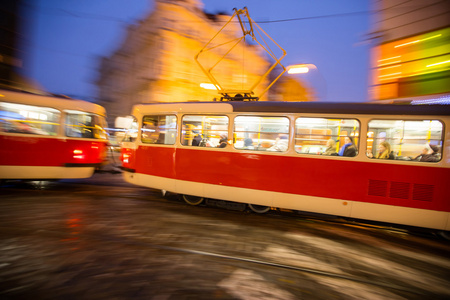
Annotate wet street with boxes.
[1,172,449,300]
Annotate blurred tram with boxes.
[0,88,108,181]
[120,101,450,231]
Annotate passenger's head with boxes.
[244,138,253,147]
[430,145,439,154]
[326,139,336,148]
[379,141,391,153]
[423,144,433,154]
[344,136,354,145]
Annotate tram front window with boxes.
[367,119,443,162]
[65,110,107,139]
[234,116,290,151]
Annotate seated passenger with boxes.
[322,139,336,155]
[218,136,228,148]
[243,138,254,150]
[267,134,288,152]
[368,141,394,159]
[415,144,440,162]
[192,131,202,146]
[338,136,357,157]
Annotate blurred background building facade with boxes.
[0,0,23,89]
[369,0,450,103]
[0,0,43,94]
[97,0,308,125]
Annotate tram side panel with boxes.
[173,148,450,229]
[123,144,177,192]
[173,148,365,211]
[124,143,449,210]
[120,138,450,230]
[0,135,103,179]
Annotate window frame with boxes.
[181,114,229,148]
[141,114,177,145]
[233,115,290,152]
[294,116,361,157]
[64,110,108,139]
[0,102,61,136]
[366,118,444,162]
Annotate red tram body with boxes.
[0,89,108,180]
[121,102,450,231]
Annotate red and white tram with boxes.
[0,88,108,181]
[120,101,450,231]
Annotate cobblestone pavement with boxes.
[1,173,449,299]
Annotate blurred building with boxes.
[269,73,315,102]
[369,0,450,103]
[0,1,43,93]
[0,0,23,88]
[97,0,282,125]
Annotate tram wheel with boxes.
[182,194,204,206]
[248,204,271,213]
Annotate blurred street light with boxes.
[286,63,327,101]
[200,83,220,90]
[287,65,311,74]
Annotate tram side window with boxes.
[65,110,107,139]
[367,120,443,162]
[0,102,60,135]
[141,115,177,145]
[182,115,228,147]
[295,118,360,156]
[234,116,290,151]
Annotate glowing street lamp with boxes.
[287,64,320,74]
[286,63,326,101]
[200,83,220,90]
[287,65,310,74]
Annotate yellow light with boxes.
[379,76,401,81]
[73,149,83,154]
[378,72,402,78]
[378,56,401,62]
[378,60,402,67]
[394,34,442,48]
[426,60,450,68]
[287,66,309,74]
[200,83,219,90]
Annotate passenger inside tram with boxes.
[322,139,337,156]
[192,131,202,146]
[267,134,288,152]
[218,135,228,148]
[243,137,254,150]
[367,141,395,159]
[338,136,357,157]
[414,144,440,162]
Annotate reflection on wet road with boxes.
[1,173,449,299]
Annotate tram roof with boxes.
[133,101,450,116]
[228,101,450,116]
[0,88,106,116]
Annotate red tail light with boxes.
[73,149,85,160]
